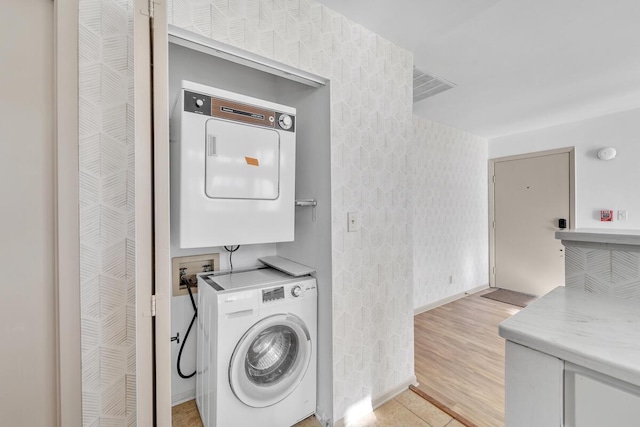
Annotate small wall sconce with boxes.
[597,147,617,160]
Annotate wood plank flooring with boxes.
[413,289,521,427]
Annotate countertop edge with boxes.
[555,228,640,246]
[500,318,640,389]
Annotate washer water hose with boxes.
[176,276,197,379]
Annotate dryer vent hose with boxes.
[177,277,197,379]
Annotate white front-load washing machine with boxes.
[196,266,317,427]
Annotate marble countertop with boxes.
[556,228,640,246]
[499,287,640,387]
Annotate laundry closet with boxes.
[158,25,333,425]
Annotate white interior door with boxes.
[130,0,172,425]
[150,1,173,426]
[492,151,571,296]
[1,1,58,425]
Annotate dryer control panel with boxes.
[184,90,295,132]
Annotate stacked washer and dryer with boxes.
[171,81,317,426]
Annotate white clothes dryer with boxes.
[196,266,317,427]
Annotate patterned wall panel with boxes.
[167,0,414,422]
[411,117,489,309]
[565,246,640,301]
[79,0,136,425]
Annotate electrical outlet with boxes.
[618,210,628,221]
[172,253,220,296]
[347,212,359,232]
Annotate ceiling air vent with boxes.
[413,67,456,102]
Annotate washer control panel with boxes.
[261,286,285,302]
[261,280,316,303]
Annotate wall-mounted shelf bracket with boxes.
[295,198,318,222]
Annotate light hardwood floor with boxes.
[414,289,520,427]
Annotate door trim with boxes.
[55,0,81,425]
[488,147,575,287]
[150,2,173,426]
[133,0,156,425]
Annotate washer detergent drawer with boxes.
[219,290,258,317]
[205,118,280,200]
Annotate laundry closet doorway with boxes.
[148,10,334,425]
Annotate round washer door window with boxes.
[229,313,312,408]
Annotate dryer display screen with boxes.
[262,287,284,302]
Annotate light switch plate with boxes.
[618,210,628,221]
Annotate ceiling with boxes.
[315,0,640,138]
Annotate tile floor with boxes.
[172,389,464,427]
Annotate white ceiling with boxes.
[315,0,640,138]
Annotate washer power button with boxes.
[291,285,302,297]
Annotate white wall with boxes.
[411,117,489,309]
[0,1,57,425]
[78,0,137,424]
[490,108,640,229]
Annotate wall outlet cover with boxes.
[347,212,359,232]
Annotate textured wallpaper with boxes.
[79,0,136,425]
[411,117,489,310]
[167,0,415,422]
[566,245,640,300]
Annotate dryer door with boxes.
[229,313,312,408]
[204,118,280,200]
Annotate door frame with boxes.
[55,0,81,425]
[488,147,576,288]
[150,1,172,425]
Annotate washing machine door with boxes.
[229,313,312,408]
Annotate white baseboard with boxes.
[171,390,196,407]
[371,375,418,410]
[413,284,489,315]
[332,375,418,427]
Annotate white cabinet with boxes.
[505,342,563,427]
[565,363,640,427]
[500,287,640,427]
[505,343,640,427]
